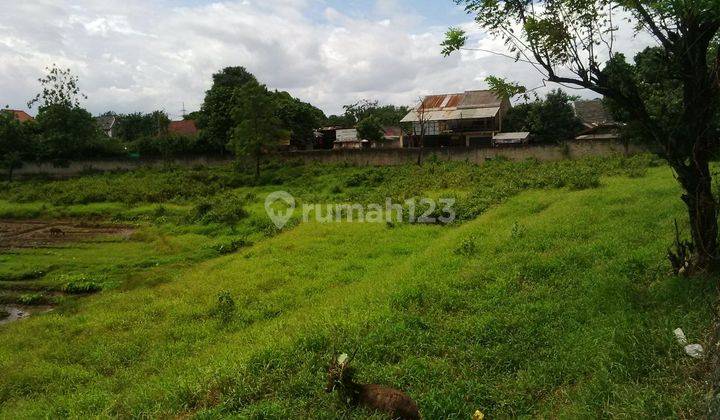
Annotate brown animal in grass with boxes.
[49,227,65,237]
[326,354,420,420]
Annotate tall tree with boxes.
[356,116,384,142]
[228,82,286,179]
[444,0,720,272]
[198,67,258,153]
[28,65,98,163]
[0,110,34,181]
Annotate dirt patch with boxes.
[0,220,135,250]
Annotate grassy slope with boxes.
[0,166,715,418]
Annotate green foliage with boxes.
[62,280,102,294]
[129,133,198,159]
[193,192,249,226]
[485,76,527,101]
[326,100,410,129]
[27,64,87,109]
[116,111,170,142]
[198,67,258,153]
[35,104,103,162]
[272,91,325,149]
[356,116,384,142]
[213,291,236,324]
[504,89,583,143]
[440,27,468,57]
[17,293,46,306]
[228,81,286,178]
[0,110,35,180]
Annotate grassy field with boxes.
[0,156,716,418]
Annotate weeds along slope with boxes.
[0,166,714,418]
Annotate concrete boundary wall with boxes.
[12,141,645,179]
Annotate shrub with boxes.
[63,281,102,294]
[216,238,249,255]
[455,236,478,256]
[18,293,46,305]
[212,291,236,324]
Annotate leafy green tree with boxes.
[0,110,35,181]
[28,65,99,163]
[357,116,384,142]
[198,67,257,154]
[228,82,286,179]
[339,100,410,127]
[444,0,720,272]
[35,105,99,162]
[27,65,87,109]
[272,91,326,149]
[505,90,583,143]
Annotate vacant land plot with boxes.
[0,157,715,417]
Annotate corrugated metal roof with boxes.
[401,107,499,123]
[493,132,530,140]
[335,129,359,143]
[458,90,502,109]
[402,90,503,123]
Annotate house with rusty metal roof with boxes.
[400,90,511,147]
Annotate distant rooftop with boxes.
[573,99,616,127]
[401,90,504,123]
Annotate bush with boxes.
[215,238,249,255]
[63,281,102,294]
[18,293,47,305]
[212,291,236,324]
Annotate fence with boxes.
[12,141,644,179]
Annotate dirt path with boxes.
[0,220,135,250]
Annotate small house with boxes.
[400,90,511,148]
[573,99,622,141]
[333,129,368,149]
[167,120,199,137]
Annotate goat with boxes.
[49,227,65,237]
[326,354,420,420]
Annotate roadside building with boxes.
[400,90,511,148]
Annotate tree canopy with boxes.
[444,0,720,271]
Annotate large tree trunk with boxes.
[675,158,719,272]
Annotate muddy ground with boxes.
[0,220,135,249]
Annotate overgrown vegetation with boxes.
[0,158,714,417]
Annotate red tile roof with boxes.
[3,109,34,122]
[168,119,199,136]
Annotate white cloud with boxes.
[0,0,655,118]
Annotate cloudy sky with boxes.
[0,0,656,118]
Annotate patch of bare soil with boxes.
[0,220,135,250]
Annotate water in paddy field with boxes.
[0,305,53,325]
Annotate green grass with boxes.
[0,158,715,417]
